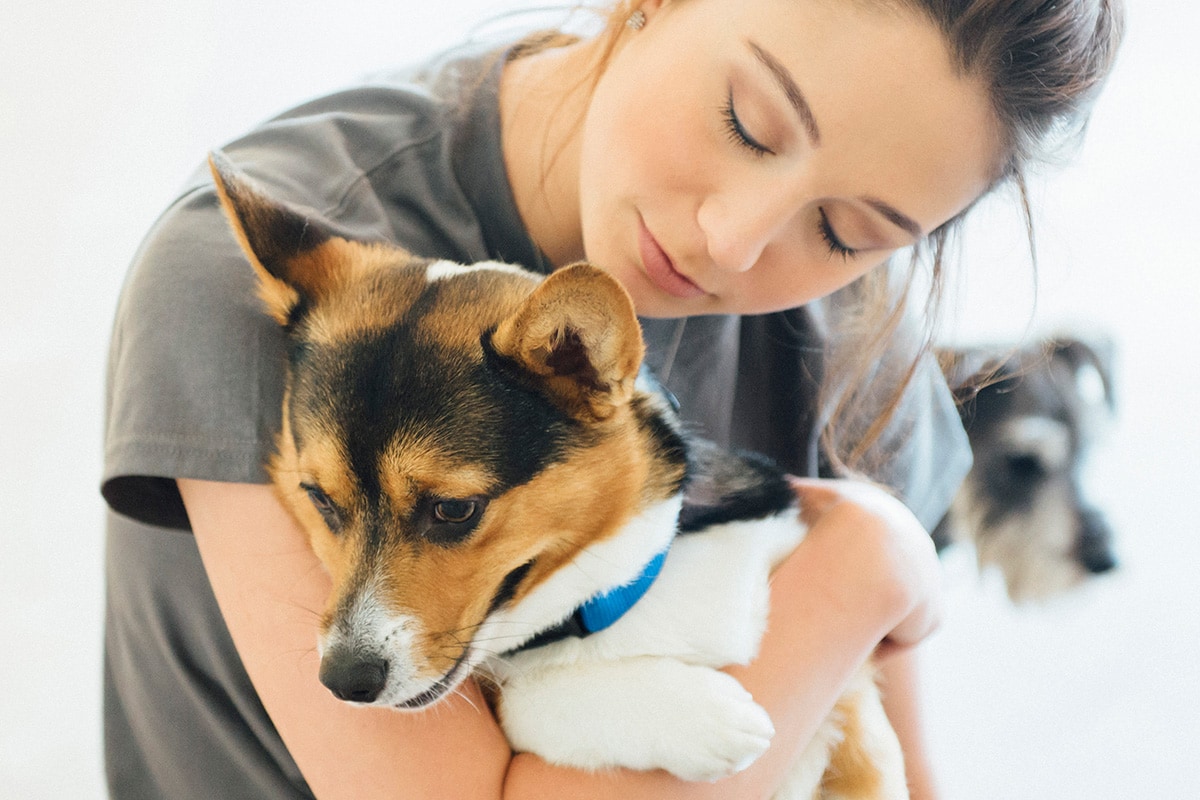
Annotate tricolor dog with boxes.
[209,152,907,797]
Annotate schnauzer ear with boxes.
[490,262,645,420]
[208,150,339,327]
[1049,333,1118,411]
[936,346,1012,406]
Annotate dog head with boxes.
[938,335,1119,602]
[209,153,687,708]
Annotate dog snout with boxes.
[1077,507,1117,575]
[319,647,389,704]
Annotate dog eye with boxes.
[300,482,343,532]
[432,499,479,525]
[419,496,488,545]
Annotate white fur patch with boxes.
[492,507,807,783]
[1002,415,1071,471]
[492,508,804,677]
[1075,362,1108,409]
[499,656,775,781]
[318,582,431,706]
[424,259,536,282]
[953,478,1084,603]
[479,494,685,659]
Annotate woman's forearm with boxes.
[877,648,942,800]
[183,477,939,800]
[506,480,942,799]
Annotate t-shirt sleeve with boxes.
[872,352,972,531]
[102,184,286,529]
[100,60,501,531]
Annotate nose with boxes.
[697,189,795,274]
[319,648,389,703]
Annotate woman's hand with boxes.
[788,477,943,653]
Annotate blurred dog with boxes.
[936,335,1119,602]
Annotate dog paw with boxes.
[498,658,774,781]
[653,668,775,782]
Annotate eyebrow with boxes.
[747,40,821,146]
[746,40,925,240]
[862,197,924,238]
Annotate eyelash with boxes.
[817,208,858,260]
[722,90,856,260]
[721,91,772,157]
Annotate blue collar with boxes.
[514,545,671,652]
[513,364,679,653]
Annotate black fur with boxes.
[678,444,796,533]
[289,321,576,516]
[487,560,537,616]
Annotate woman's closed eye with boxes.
[721,90,773,157]
[817,207,858,260]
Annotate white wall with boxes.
[1,2,1195,797]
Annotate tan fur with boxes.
[491,264,644,420]
[821,693,884,799]
[313,396,659,675]
[208,149,663,676]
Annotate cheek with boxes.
[582,66,710,208]
[740,242,886,315]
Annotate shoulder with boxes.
[103,43,514,525]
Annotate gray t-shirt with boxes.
[102,41,970,799]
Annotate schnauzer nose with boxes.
[319,650,389,703]
[1078,508,1117,575]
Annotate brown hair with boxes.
[513,0,1125,478]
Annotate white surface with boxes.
[1,2,1196,797]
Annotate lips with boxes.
[638,218,706,300]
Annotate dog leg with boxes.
[498,656,775,782]
[817,666,908,800]
[769,708,842,800]
[769,665,906,800]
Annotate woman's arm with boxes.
[180,478,514,799]
[877,648,942,800]
[181,476,941,800]
[505,478,943,798]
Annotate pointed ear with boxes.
[208,150,335,326]
[490,262,644,420]
[936,345,1010,406]
[1049,332,1117,411]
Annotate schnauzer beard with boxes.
[951,479,1089,603]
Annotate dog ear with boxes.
[1049,333,1118,411]
[208,150,338,326]
[490,262,644,420]
[936,345,1012,406]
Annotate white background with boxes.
[1,1,1196,797]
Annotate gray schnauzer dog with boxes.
[935,335,1119,603]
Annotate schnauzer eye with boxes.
[300,482,343,531]
[432,499,480,525]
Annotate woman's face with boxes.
[577,0,1000,317]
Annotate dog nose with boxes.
[319,650,389,703]
[1078,508,1117,575]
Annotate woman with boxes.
[102,0,1123,797]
